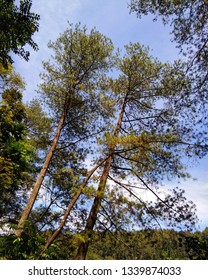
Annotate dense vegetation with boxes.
[1,228,208,260]
[0,1,207,259]
[88,227,208,260]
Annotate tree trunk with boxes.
[75,156,113,259]
[43,157,109,250]
[16,112,66,236]
[75,92,128,260]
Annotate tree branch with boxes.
[108,175,162,229]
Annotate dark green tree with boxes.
[0,87,35,225]
[0,0,40,68]
[88,229,188,260]
[182,227,208,259]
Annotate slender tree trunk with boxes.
[16,112,66,236]
[75,156,113,259]
[43,157,109,250]
[75,92,128,260]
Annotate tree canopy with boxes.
[16,23,116,235]
[0,0,40,68]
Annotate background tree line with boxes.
[0,0,207,259]
[1,226,208,260]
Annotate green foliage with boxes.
[0,221,64,260]
[38,23,116,150]
[88,228,208,260]
[104,42,193,182]
[25,99,52,150]
[0,222,43,260]
[39,23,114,117]
[0,62,25,91]
[0,86,35,223]
[0,0,40,67]
[2,227,208,260]
[1,89,26,140]
[182,228,208,260]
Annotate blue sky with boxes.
[14,0,208,230]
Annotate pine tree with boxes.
[73,43,196,259]
[16,23,115,235]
